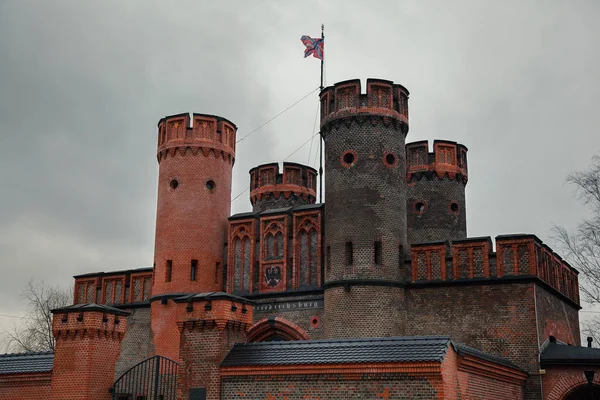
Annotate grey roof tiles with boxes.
[0,352,54,375]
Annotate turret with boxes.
[249,162,317,212]
[320,78,409,338]
[151,113,237,361]
[406,140,468,244]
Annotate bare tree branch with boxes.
[2,280,72,353]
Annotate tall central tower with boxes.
[321,79,409,338]
[151,113,236,360]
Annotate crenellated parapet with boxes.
[51,303,129,341]
[73,268,153,306]
[406,140,468,183]
[174,293,254,332]
[249,162,317,213]
[410,234,579,305]
[319,79,409,133]
[157,113,237,164]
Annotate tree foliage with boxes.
[553,156,600,342]
[3,280,72,353]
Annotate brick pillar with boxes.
[174,293,253,400]
[50,304,129,400]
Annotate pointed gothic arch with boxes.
[247,317,310,342]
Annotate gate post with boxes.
[174,293,254,400]
[50,304,129,400]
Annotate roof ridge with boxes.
[0,351,54,358]
[233,335,452,347]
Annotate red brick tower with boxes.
[151,113,236,361]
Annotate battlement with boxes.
[157,113,237,163]
[406,140,468,182]
[410,234,579,305]
[249,162,317,210]
[319,78,409,129]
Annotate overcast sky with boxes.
[1,1,599,335]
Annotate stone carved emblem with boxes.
[265,266,282,287]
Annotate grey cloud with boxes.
[1,0,599,327]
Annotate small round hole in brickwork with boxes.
[169,179,179,190]
[343,152,355,164]
[385,153,396,166]
[206,180,216,190]
[415,202,425,213]
[309,316,321,328]
[450,202,459,213]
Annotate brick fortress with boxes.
[1,78,600,400]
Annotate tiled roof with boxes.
[541,342,600,366]
[0,352,54,375]
[51,303,130,316]
[221,336,452,366]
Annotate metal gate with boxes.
[110,356,178,400]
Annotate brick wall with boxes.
[222,373,441,399]
[406,283,541,398]
[50,309,127,400]
[114,307,154,379]
[0,373,51,400]
[535,285,580,347]
[252,294,324,340]
[325,286,405,338]
[179,325,247,400]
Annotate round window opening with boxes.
[169,179,179,190]
[309,316,321,328]
[385,153,396,165]
[415,202,426,213]
[206,180,216,190]
[343,152,355,165]
[450,202,459,213]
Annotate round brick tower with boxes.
[406,140,468,245]
[151,112,236,360]
[249,162,317,213]
[321,79,409,338]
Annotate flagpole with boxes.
[320,24,324,90]
[319,24,325,204]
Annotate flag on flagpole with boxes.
[301,35,324,60]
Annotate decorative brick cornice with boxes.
[51,308,128,341]
[249,162,317,207]
[406,140,468,184]
[156,113,236,163]
[457,355,528,385]
[320,79,409,134]
[175,296,254,332]
[221,361,441,377]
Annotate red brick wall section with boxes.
[535,285,580,347]
[221,363,443,400]
[176,298,253,400]
[543,366,600,400]
[50,310,127,400]
[151,300,180,361]
[0,373,52,400]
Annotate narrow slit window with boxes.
[399,245,404,268]
[374,241,382,265]
[345,242,353,266]
[190,259,198,281]
[165,260,172,283]
[215,262,221,285]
